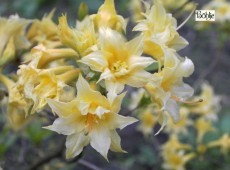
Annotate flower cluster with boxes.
[0,0,197,161]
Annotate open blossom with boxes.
[91,0,127,32]
[45,75,137,160]
[80,28,155,95]
[145,50,194,122]
[17,66,78,114]
[133,0,188,62]
[16,48,79,115]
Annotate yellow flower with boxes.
[162,135,192,153]
[45,75,137,160]
[17,65,79,114]
[162,151,195,170]
[145,50,194,122]
[133,0,188,62]
[0,74,30,131]
[17,50,80,114]
[27,10,61,48]
[208,134,230,155]
[91,0,127,32]
[137,106,157,136]
[58,15,97,57]
[164,107,193,135]
[80,28,155,95]
[162,135,194,170]
[195,117,216,143]
[0,15,30,66]
[190,82,221,121]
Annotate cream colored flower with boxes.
[45,75,137,160]
[17,49,79,114]
[133,0,188,62]
[145,50,194,122]
[91,0,127,32]
[17,67,78,114]
[80,28,155,95]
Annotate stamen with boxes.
[176,4,197,31]
[172,95,203,105]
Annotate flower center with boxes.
[111,61,128,73]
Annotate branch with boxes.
[27,143,64,170]
[27,141,84,170]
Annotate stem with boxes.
[27,142,64,170]
[176,4,197,30]
[26,141,84,170]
